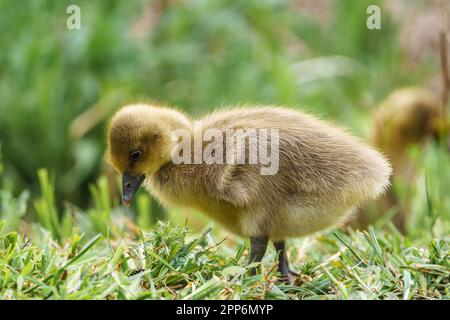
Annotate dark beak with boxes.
[122,172,145,207]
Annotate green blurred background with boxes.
[0,0,446,232]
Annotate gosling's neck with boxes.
[147,106,193,176]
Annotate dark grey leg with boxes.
[248,236,269,275]
[273,240,298,278]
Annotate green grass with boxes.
[0,219,448,300]
[0,167,449,300]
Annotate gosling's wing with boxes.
[200,131,256,208]
[200,107,308,206]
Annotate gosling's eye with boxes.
[130,150,143,161]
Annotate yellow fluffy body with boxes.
[107,104,392,239]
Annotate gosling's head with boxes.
[372,88,448,156]
[106,104,191,206]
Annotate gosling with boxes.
[359,87,447,230]
[106,104,392,278]
[371,87,445,180]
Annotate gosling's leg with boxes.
[248,236,268,275]
[273,240,298,278]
